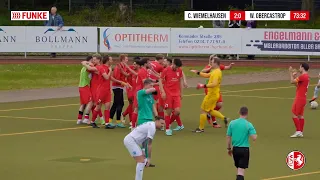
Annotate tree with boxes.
[301,0,315,22]
[1,0,6,10]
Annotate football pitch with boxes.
[0,80,319,180]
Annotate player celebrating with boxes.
[309,72,320,103]
[149,54,165,118]
[82,55,130,128]
[123,118,165,180]
[131,58,151,129]
[159,58,185,136]
[202,55,234,128]
[191,58,229,133]
[121,57,140,125]
[163,58,172,67]
[77,55,93,125]
[89,54,104,124]
[289,63,310,138]
[110,54,129,128]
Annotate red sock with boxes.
[165,115,171,130]
[292,117,301,131]
[300,118,305,132]
[98,110,103,117]
[77,113,83,120]
[91,105,96,114]
[123,104,133,116]
[129,112,133,122]
[104,110,110,124]
[170,114,175,124]
[212,106,221,123]
[175,115,183,126]
[91,110,99,123]
[131,112,138,128]
[158,111,165,118]
[84,114,89,119]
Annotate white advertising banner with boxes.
[99,27,170,53]
[25,26,97,52]
[1,26,320,56]
[170,28,242,54]
[0,26,26,52]
[241,28,320,55]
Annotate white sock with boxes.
[135,162,145,180]
[100,116,104,120]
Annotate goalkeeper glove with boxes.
[196,83,206,89]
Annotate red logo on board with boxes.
[286,151,306,170]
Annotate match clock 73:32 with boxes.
[290,11,309,21]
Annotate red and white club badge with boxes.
[286,151,306,170]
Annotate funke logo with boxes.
[11,11,49,21]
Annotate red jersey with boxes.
[204,64,225,71]
[112,63,127,87]
[97,65,111,90]
[149,61,164,80]
[161,66,183,96]
[90,65,101,90]
[127,65,138,87]
[136,67,148,91]
[295,73,309,99]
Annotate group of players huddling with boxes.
[77,53,233,134]
[77,53,319,180]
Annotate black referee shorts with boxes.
[232,147,250,169]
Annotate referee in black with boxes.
[226,106,257,180]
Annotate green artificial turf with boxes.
[0,81,319,180]
[0,64,280,90]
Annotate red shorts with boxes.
[164,95,181,109]
[126,87,134,100]
[79,86,92,104]
[91,87,97,103]
[205,89,223,103]
[96,89,111,104]
[292,99,306,116]
[158,95,165,108]
[218,94,223,103]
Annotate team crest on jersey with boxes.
[176,72,180,76]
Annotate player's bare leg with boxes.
[165,108,173,136]
[236,168,245,180]
[309,85,319,103]
[104,102,116,129]
[158,105,165,121]
[131,107,138,130]
[291,114,303,138]
[172,108,184,131]
[158,105,165,131]
[77,104,86,124]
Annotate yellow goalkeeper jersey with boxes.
[207,68,222,96]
